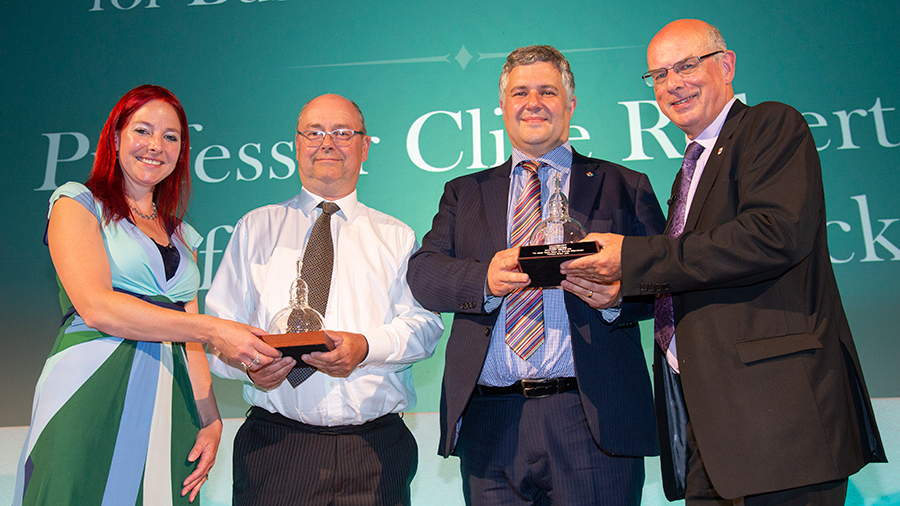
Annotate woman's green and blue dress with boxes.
[14,182,204,505]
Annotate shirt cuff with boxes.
[599,305,621,323]
[483,282,502,313]
[207,351,252,382]
[358,329,383,367]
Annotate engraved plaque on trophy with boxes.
[263,259,334,363]
[517,174,595,287]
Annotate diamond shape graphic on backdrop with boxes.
[288,45,642,72]
[455,46,473,70]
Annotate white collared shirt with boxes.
[207,187,444,426]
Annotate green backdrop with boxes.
[2,1,898,428]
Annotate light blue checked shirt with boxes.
[479,143,618,386]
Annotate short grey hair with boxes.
[704,23,728,61]
[499,45,575,104]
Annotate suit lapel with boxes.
[684,100,748,231]
[484,151,598,247]
[568,151,605,225]
[483,159,512,252]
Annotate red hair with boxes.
[85,84,192,239]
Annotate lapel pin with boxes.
[586,172,594,177]
[717,147,723,155]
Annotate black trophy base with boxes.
[518,241,599,288]
[259,331,335,364]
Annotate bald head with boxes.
[294,94,371,200]
[649,19,726,58]
[647,19,736,139]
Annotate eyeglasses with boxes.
[642,51,724,87]
[296,129,366,147]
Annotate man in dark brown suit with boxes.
[562,19,886,505]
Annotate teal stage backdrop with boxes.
[2,0,899,502]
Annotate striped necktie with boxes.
[505,160,545,360]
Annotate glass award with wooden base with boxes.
[263,259,334,362]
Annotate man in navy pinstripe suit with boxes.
[408,45,666,506]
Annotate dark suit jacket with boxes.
[622,100,886,499]
[408,150,666,458]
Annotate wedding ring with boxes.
[252,352,260,365]
[587,291,594,298]
[241,362,249,372]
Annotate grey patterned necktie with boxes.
[286,201,339,387]
[300,201,339,316]
[654,142,705,352]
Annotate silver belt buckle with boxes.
[520,378,554,399]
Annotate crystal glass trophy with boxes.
[529,174,588,246]
[518,174,598,287]
[268,259,325,335]
[262,258,333,361]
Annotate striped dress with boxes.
[14,182,204,505]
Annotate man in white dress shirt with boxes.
[207,93,443,506]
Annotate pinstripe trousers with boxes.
[233,407,417,506]
[456,390,644,506]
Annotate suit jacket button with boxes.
[485,327,492,336]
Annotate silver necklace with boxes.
[130,202,158,220]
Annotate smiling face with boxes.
[501,61,576,159]
[647,19,735,139]
[114,99,183,198]
[295,94,370,200]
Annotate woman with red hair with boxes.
[15,85,279,505]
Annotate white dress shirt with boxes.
[207,187,443,426]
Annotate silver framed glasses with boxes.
[297,129,366,147]
[642,51,724,87]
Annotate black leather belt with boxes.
[475,377,577,399]
[248,406,401,435]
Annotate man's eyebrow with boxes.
[300,122,354,130]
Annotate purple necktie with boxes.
[654,142,705,352]
[505,160,545,360]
